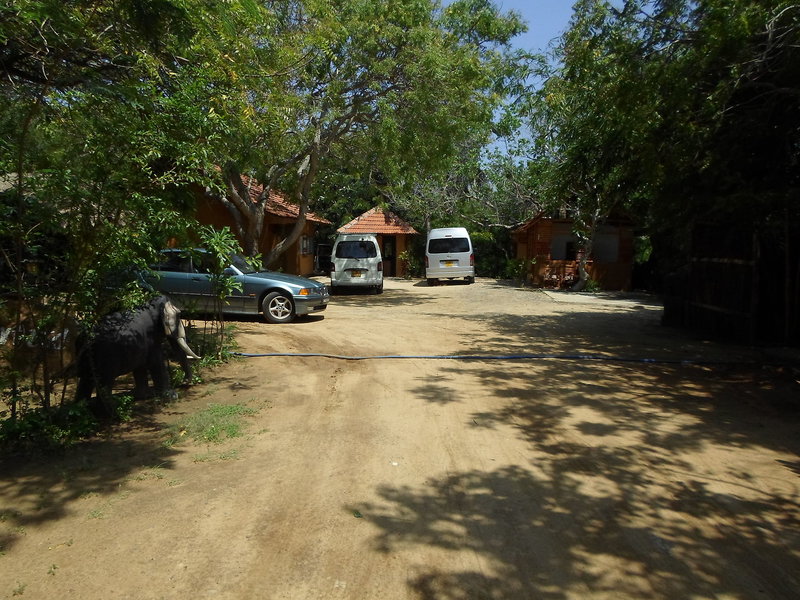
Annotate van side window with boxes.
[428,238,470,253]
[335,241,377,259]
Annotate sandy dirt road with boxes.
[1,278,799,599]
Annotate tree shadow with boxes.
[356,306,800,598]
[349,459,799,598]
[330,287,438,307]
[0,414,180,554]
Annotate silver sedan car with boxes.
[145,249,330,323]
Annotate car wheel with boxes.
[427,278,437,286]
[376,283,384,294]
[466,276,475,284]
[262,291,295,323]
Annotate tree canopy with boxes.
[200,0,529,264]
[519,0,799,270]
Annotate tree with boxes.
[520,0,800,293]
[0,0,260,420]
[195,0,528,266]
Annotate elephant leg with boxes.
[86,377,117,419]
[75,371,94,402]
[148,349,175,399]
[133,366,150,399]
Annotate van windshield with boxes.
[428,238,470,253]
[336,241,378,259]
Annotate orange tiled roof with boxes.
[337,207,418,235]
[240,174,331,224]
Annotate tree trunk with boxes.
[570,206,600,292]
[263,129,321,268]
[571,244,592,292]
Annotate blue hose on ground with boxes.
[232,352,752,366]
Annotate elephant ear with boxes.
[162,299,181,337]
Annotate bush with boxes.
[0,401,98,452]
[503,258,535,285]
[397,250,420,279]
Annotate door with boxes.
[382,236,396,277]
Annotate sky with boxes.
[495,0,576,53]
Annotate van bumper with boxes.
[330,273,383,287]
[426,267,475,279]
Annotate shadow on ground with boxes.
[0,406,180,554]
[351,308,800,599]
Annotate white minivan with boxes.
[330,233,384,293]
[425,227,475,285]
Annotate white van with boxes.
[425,227,475,285]
[330,233,384,293]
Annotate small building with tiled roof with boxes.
[338,207,419,277]
[512,213,634,290]
[196,175,331,275]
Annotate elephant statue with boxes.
[75,296,200,409]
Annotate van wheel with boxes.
[262,291,295,323]
[427,278,437,286]
[466,276,475,284]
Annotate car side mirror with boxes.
[223,267,236,276]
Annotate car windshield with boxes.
[231,254,259,274]
[428,238,470,253]
[335,241,377,259]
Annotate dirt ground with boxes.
[1,277,799,600]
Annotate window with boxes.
[550,235,574,260]
[592,233,619,262]
[191,253,212,274]
[428,238,470,253]
[301,235,313,255]
[153,253,192,273]
[335,241,378,259]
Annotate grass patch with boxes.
[192,447,242,462]
[165,403,255,446]
[128,465,166,482]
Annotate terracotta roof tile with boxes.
[337,207,418,235]
[240,175,331,224]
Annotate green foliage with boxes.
[634,236,653,264]
[520,0,800,275]
[397,250,421,279]
[114,396,135,423]
[195,226,243,356]
[583,279,602,294]
[503,258,536,285]
[199,226,243,298]
[471,229,514,278]
[207,0,531,262]
[0,401,98,453]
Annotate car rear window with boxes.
[335,241,378,259]
[428,238,470,254]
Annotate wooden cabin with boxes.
[512,215,634,290]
